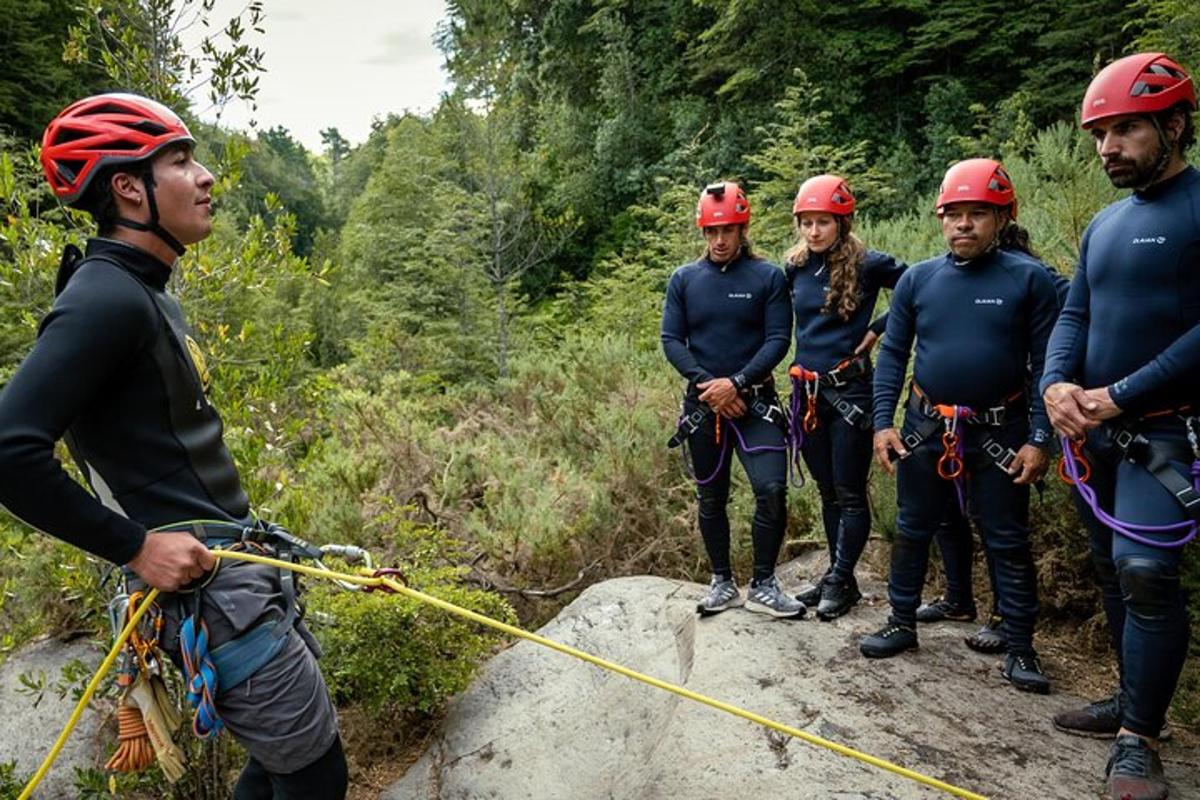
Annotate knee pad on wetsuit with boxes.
[1117,557,1181,622]
[755,482,788,522]
[696,489,727,520]
[816,482,838,508]
[833,483,867,515]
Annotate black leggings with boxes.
[233,735,348,800]
[685,396,789,583]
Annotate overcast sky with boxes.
[186,0,451,152]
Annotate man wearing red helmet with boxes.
[866,158,1058,695]
[1042,52,1199,800]
[784,175,907,620]
[662,181,805,619]
[0,94,347,798]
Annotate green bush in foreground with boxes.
[311,552,516,719]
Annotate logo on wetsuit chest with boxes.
[974,297,1004,305]
[727,292,753,300]
[184,335,211,392]
[1131,236,1168,245]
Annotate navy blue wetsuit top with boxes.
[789,249,907,373]
[661,252,792,387]
[874,248,1059,443]
[1041,167,1200,416]
[0,239,251,565]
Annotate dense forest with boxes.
[2,0,1200,794]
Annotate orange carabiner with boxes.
[1058,438,1092,485]
[714,413,722,445]
[937,430,964,480]
[803,395,819,433]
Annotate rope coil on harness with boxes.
[1059,434,1198,548]
[23,548,990,800]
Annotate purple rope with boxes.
[951,434,969,516]
[692,416,789,486]
[787,373,809,487]
[1060,435,1198,548]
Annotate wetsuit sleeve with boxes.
[872,269,917,429]
[864,253,906,338]
[866,251,908,290]
[661,268,715,384]
[1109,319,1200,413]
[1043,264,1070,311]
[1039,247,1092,395]
[1025,269,1058,446]
[868,313,889,337]
[731,267,792,386]
[0,266,152,564]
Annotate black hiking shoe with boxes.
[795,569,830,606]
[964,615,1008,654]
[1002,650,1051,694]
[915,596,977,624]
[816,574,861,621]
[860,619,918,658]
[1106,734,1168,800]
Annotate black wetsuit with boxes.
[874,247,1058,652]
[789,249,905,582]
[933,252,1070,614]
[1041,166,1200,738]
[662,250,792,583]
[0,238,345,796]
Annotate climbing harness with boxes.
[898,384,1027,515]
[667,383,789,485]
[787,355,873,443]
[1058,414,1200,548]
[22,547,989,800]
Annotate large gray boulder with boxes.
[0,637,107,799]
[385,562,1200,800]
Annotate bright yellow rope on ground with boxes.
[22,549,989,800]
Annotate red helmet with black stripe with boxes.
[41,93,195,206]
[935,159,1018,220]
[793,174,855,216]
[696,181,750,228]
[1081,52,1196,129]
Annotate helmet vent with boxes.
[128,120,169,136]
[82,102,138,116]
[56,159,86,182]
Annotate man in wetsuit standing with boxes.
[865,159,1058,694]
[662,181,805,619]
[0,94,347,798]
[1042,52,1199,800]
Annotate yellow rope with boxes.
[22,549,989,800]
[18,588,160,800]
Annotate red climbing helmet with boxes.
[1081,52,1197,129]
[696,181,750,228]
[41,92,195,205]
[792,174,855,216]
[935,158,1018,220]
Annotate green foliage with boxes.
[312,528,516,718]
[0,760,30,800]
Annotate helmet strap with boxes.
[113,169,186,256]
[1140,115,1175,191]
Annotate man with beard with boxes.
[1042,52,1198,800]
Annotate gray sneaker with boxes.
[696,575,743,616]
[745,576,807,619]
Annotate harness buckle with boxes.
[1113,428,1135,452]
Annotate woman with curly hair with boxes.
[787,175,906,620]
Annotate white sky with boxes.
[186,0,451,153]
